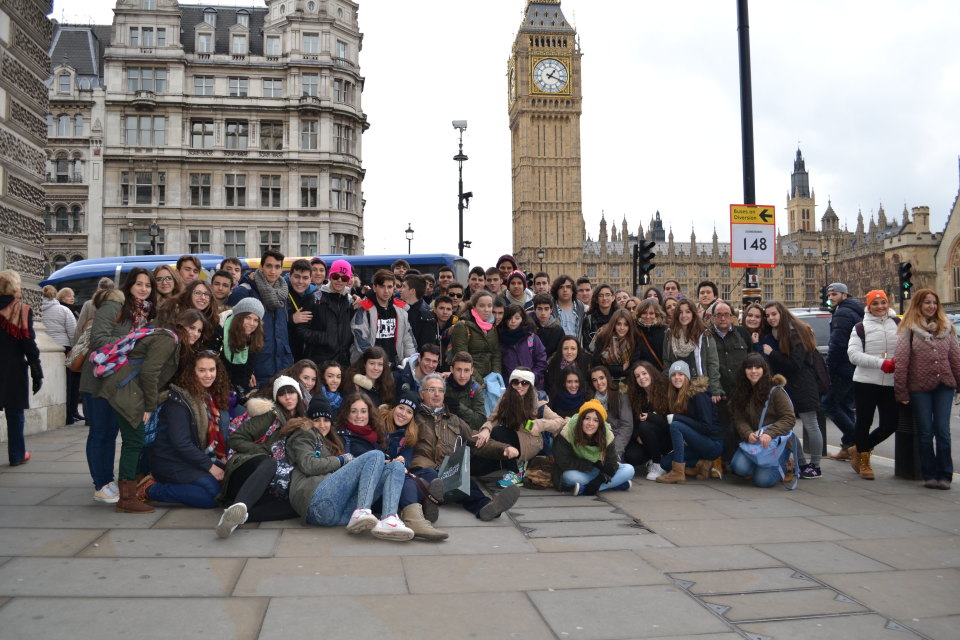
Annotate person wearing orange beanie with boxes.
[551,399,634,495]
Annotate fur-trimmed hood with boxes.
[771,374,787,387]
[353,373,374,390]
[675,374,711,401]
[245,397,276,417]
[105,289,125,305]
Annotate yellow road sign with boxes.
[731,205,775,225]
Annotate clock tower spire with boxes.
[508,1,584,277]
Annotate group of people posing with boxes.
[0,251,954,545]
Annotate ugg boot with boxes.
[115,479,155,514]
[656,461,687,484]
[695,459,714,480]
[401,504,448,541]
[849,445,861,473]
[858,451,874,480]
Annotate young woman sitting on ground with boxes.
[623,360,673,481]
[729,354,797,487]
[549,366,587,418]
[284,395,414,541]
[343,346,396,408]
[656,361,724,484]
[587,365,633,461]
[544,336,593,399]
[478,368,565,485]
[318,360,344,411]
[552,399,635,495]
[336,392,393,457]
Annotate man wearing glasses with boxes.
[298,259,356,369]
[445,282,466,315]
[710,299,753,468]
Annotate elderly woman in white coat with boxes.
[846,290,899,479]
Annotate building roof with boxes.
[519,1,576,34]
[50,24,110,86]
[180,5,267,56]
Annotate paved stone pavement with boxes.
[1,424,959,640]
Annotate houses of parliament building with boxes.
[509,1,960,307]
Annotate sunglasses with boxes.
[510,379,531,387]
[330,274,350,282]
[449,292,463,298]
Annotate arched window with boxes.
[57,114,70,137]
[74,114,83,136]
[54,255,67,271]
[71,254,84,263]
[73,159,83,182]
[71,206,82,232]
[55,206,68,232]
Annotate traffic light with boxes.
[638,240,656,285]
[820,285,829,309]
[898,262,913,300]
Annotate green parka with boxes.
[450,317,501,381]
[662,328,724,397]
[96,326,180,427]
[79,290,135,395]
[286,425,345,525]
[444,379,487,431]
[216,397,287,507]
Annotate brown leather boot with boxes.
[115,479,155,514]
[400,504,448,541]
[695,459,713,480]
[656,461,687,484]
[858,451,874,480]
[829,446,852,461]
[849,445,861,473]
[711,457,724,479]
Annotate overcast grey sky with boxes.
[57,0,960,269]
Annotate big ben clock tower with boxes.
[508,1,584,277]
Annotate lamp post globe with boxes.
[405,223,414,254]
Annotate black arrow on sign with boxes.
[758,209,772,223]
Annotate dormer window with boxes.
[232,35,247,55]
[266,36,280,55]
[59,75,70,93]
[198,33,212,53]
[203,8,217,26]
[237,10,249,27]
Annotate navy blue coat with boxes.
[149,388,226,485]
[673,382,724,442]
[228,273,293,387]
[826,296,865,378]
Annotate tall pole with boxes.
[456,129,465,257]
[737,0,755,206]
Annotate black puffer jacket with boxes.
[761,330,821,413]
[297,284,355,369]
[150,387,226,485]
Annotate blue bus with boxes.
[40,253,469,306]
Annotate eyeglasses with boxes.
[598,293,614,299]
[156,276,173,283]
[423,387,444,395]
[449,292,463,298]
[192,290,212,299]
[713,313,732,319]
[510,379,531,387]
[330,274,350,282]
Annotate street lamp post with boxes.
[536,248,545,271]
[405,223,414,255]
[453,121,472,257]
[821,248,829,287]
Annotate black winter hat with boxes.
[307,395,334,421]
[397,390,421,414]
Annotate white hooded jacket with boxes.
[847,309,898,386]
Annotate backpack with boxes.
[68,318,94,372]
[89,327,179,380]
[854,317,900,348]
[809,349,831,396]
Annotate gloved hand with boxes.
[30,363,43,395]
[880,359,895,374]
[582,474,604,496]
[337,453,354,466]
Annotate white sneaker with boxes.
[216,503,248,539]
[107,481,119,497]
[371,514,414,541]
[93,484,119,504]
[346,508,378,534]
[646,461,667,481]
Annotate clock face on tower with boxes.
[533,58,568,93]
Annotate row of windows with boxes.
[188,118,354,153]
[46,114,83,137]
[43,206,83,233]
[644,266,820,281]
[119,171,355,210]
[119,227,357,258]
[189,74,355,100]
[193,32,348,58]
[44,159,84,183]
[129,27,168,48]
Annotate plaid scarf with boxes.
[600,335,631,365]
[132,299,152,329]
[203,393,227,463]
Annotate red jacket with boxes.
[894,323,960,403]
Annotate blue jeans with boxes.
[306,450,405,526]
[730,443,791,488]
[147,476,221,509]
[561,463,635,491]
[660,421,723,469]
[84,394,119,489]
[5,409,25,465]
[910,384,955,481]
[822,374,856,447]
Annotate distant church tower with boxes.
[508,0,584,277]
[787,147,816,233]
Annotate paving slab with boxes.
[274,527,441,557]
[256,593,557,640]
[699,497,828,519]
[753,541,894,574]
[76,529,281,558]
[866,493,960,513]
[11,451,72,462]
[670,566,813,595]
[523,519,640,538]
[435,525,539,555]
[634,545,783,573]
[513,505,630,522]
[815,568,960,619]
[702,587,869,621]
[527,585,731,639]
[2,461,95,475]
[603,483,730,502]
[515,495,608,508]
[634,635,741,640]
[706,480,811,500]
[808,514,948,539]
[421,504,515,527]
[532,533,675,553]
[0,505,166,529]
[403,550,668,594]
[856,479,936,495]
[256,517,305,529]
[897,511,960,534]
[0,596,268,640]
[780,479,876,497]
[612,500,730,522]
[739,613,921,640]
[11,442,73,452]
[58,451,119,463]
[0,473,94,488]
[0,557,245,597]
[0,528,104,557]
[0,488,64,506]
[231,556,407,596]
[785,493,914,515]
[150,507,256,530]
[37,487,116,506]
[836,536,960,570]
[645,517,851,547]
[901,614,960,640]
